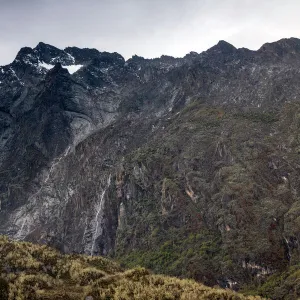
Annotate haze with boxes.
[0,0,300,65]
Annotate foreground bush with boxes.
[0,236,262,299]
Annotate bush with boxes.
[0,236,262,300]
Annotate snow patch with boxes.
[39,61,83,74]
[39,61,54,70]
[64,64,83,74]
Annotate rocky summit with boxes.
[1,38,300,298]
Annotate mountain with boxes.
[1,38,300,294]
[0,236,262,299]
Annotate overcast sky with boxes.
[0,0,300,65]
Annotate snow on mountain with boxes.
[39,61,83,74]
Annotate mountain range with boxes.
[1,38,300,297]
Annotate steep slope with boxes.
[0,236,262,300]
[1,38,300,290]
[113,102,300,286]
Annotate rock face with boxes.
[1,38,300,288]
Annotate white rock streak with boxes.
[13,146,72,241]
[14,218,27,240]
[90,174,111,256]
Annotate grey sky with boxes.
[0,0,300,65]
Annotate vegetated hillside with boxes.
[1,38,300,291]
[0,236,262,300]
[112,100,300,289]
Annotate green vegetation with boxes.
[233,111,279,123]
[111,101,300,296]
[0,236,262,299]
[116,229,229,285]
[242,264,300,299]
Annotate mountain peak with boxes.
[14,46,35,61]
[34,42,61,54]
[259,37,300,56]
[217,40,235,47]
[64,46,101,64]
[208,40,237,54]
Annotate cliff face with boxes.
[1,38,300,288]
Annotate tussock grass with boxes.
[0,236,263,299]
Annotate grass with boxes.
[0,236,263,299]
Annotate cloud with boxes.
[0,0,299,65]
